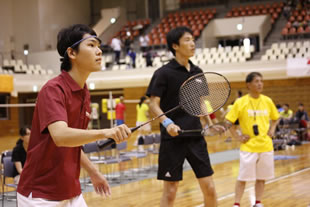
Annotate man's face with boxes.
[22,128,31,144]
[283,105,289,111]
[74,34,102,72]
[173,32,195,58]
[247,75,263,94]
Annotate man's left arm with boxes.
[80,150,111,198]
[268,119,279,138]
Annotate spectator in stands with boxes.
[111,36,122,64]
[115,96,126,126]
[124,36,132,54]
[144,47,153,67]
[283,4,292,20]
[294,103,309,126]
[17,24,131,206]
[139,34,149,52]
[127,48,136,68]
[279,104,294,126]
[11,127,31,184]
[225,72,280,207]
[293,20,300,28]
[276,104,284,113]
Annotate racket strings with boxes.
[179,73,230,116]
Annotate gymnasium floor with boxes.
[1,132,310,207]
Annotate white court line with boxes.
[195,167,310,207]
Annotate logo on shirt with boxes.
[165,171,171,177]
[247,109,268,117]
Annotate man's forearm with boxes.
[80,150,98,176]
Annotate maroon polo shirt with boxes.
[17,71,91,201]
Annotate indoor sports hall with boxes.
[0,0,310,206]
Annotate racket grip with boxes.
[98,138,115,149]
[98,127,138,150]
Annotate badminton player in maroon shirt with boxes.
[17,24,131,206]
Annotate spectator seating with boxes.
[108,19,150,45]
[147,8,216,46]
[281,7,310,39]
[261,40,310,61]
[191,45,255,65]
[1,59,53,75]
[225,2,283,25]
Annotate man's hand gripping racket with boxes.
[98,72,231,149]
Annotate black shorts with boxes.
[157,137,214,181]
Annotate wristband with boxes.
[162,118,174,128]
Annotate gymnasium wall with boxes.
[0,0,91,58]
[0,77,309,137]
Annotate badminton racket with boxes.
[98,72,231,149]
[178,121,232,137]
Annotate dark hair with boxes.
[139,96,147,107]
[284,103,289,107]
[166,26,193,56]
[57,24,98,72]
[299,103,304,107]
[19,127,29,137]
[237,90,242,98]
[245,72,263,83]
[276,104,282,109]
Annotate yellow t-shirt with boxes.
[225,94,280,152]
[280,109,293,118]
[136,103,149,122]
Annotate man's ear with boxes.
[67,47,77,60]
[246,82,250,89]
[172,43,179,52]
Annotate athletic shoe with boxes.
[233,205,239,207]
[253,203,264,207]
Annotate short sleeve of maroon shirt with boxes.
[17,71,91,201]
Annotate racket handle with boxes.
[97,127,139,150]
[98,138,115,149]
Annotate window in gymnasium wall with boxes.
[0,93,10,120]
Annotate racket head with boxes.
[178,72,231,117]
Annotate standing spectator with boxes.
[17,24,131,206]
[136,96,151,135]
[144,48,153,67]
[12,127,31,184]
[127,49,136,68]
[115,96,126,126]
[225,72,279,207]
[124,36,132,53]
[139,34,149,52]
[111,36,122,64]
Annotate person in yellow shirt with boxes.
[136,96,151,135]
[225,72,279,207]
[279,104,293,126]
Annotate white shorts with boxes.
[17,192,87,207]
[136,121,151,132]
[238,151,274,181]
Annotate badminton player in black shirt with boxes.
[146,26,217,207]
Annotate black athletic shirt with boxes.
[146,59,204,139]
[11,139,27,177]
